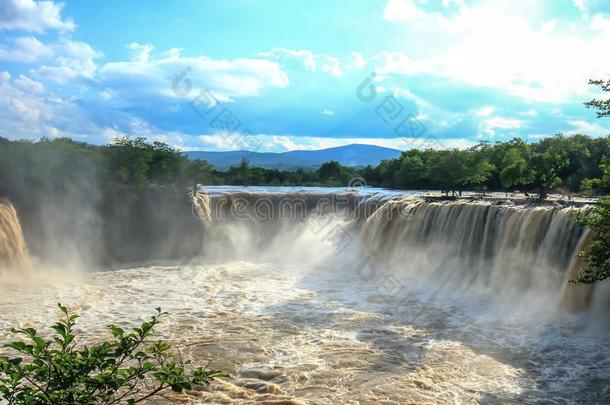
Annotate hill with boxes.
[185,144,402,170]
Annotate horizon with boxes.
[1,0,610,154]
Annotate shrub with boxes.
[573,197,610,283]
[0,304,226,404]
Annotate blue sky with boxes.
[0,0,609,152]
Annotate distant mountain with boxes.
[185,144,402,170]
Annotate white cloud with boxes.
[100,44,289,100]
[0,37,103,82]
[0,36,53,62]
[567,119,609,136]
[573,0,610,16]
[126,42,154,62]
[0,36,100,79]
[14,73,43,93]
[259,48,344,76]
[573,0,586,13]
[475,106,495,117]
[0,69,134,143]
[521,109,537,117]
[321,109,335,116]
[383,0,428,22]
[0,0,75,32]
[381,0,610,103]
[480,117,524,137]
[192,133,471,153]
[345,52,366,71]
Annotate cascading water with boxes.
[359,199,592,311]
[198,192,595,313]
[0,199,30,273]
[1,190,609,403]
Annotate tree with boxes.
[103,137,153,189]
[427,150,465,195]
[572,78,610,283]
[585,79,610,118]
[238,157,250,185]
[0,304,226,404]
[460,151,495,191]
[528,147,569,199]
[318,161,343,182]
[573,198,610,283]
[396,151,426,189]
[185,159,215,186]
[581,155,610,195]
[499,148,533,190]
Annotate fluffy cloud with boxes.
[30,38,102,82]
[259,48,344,76]
[0,69,145,144]
[479,117,524,138]
[382,0,610,103]
[100,44,289,101]
[384,0,429,22]
[14,73,43,93]
[194,133,463,153]
[573,0,610,16]
[0,0,607,151]
[0,35,102,83]
[0,0,75,32]
[0,36,53,62]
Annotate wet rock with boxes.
[237,364,284,381]
[492,199,515,206]
[232,378,282,394]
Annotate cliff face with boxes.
[98,185,204,266]
[0,184,203,268]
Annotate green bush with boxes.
[0,304,226,404]
[573,197,610,283]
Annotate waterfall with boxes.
[197,192,594,311]
[192,190,211,222]
[360,198,591,310]
[0,199,30,273]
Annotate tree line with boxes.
[207,134,610,197]
[1,134,610,197]
[0,136,215,192]
[361,134,610,197]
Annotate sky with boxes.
[0,0,609,152]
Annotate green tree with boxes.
[573,198,610,282]
[0,304,226,404]
[581,155,610,195]
[499,148,533,190]
[103,137,153,189]
[427,150,465,195]
[460,150,495,191]
[396,151,426,189]
[238,157,250,185]
[529,147,569,199]
[585,79,610,118]
[318,161,343,182]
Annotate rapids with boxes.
[1,189,609,404]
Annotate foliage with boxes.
[0,304,226,404]
[0,137,214,192]
[529,147,569,198]
[499,147,532,189]
[585,79,610,118]
[573,198,610,283]
[359,134,610,196]
[2,134,610,195]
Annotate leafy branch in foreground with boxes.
[572,197,610,283]
[0,304,227,404]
